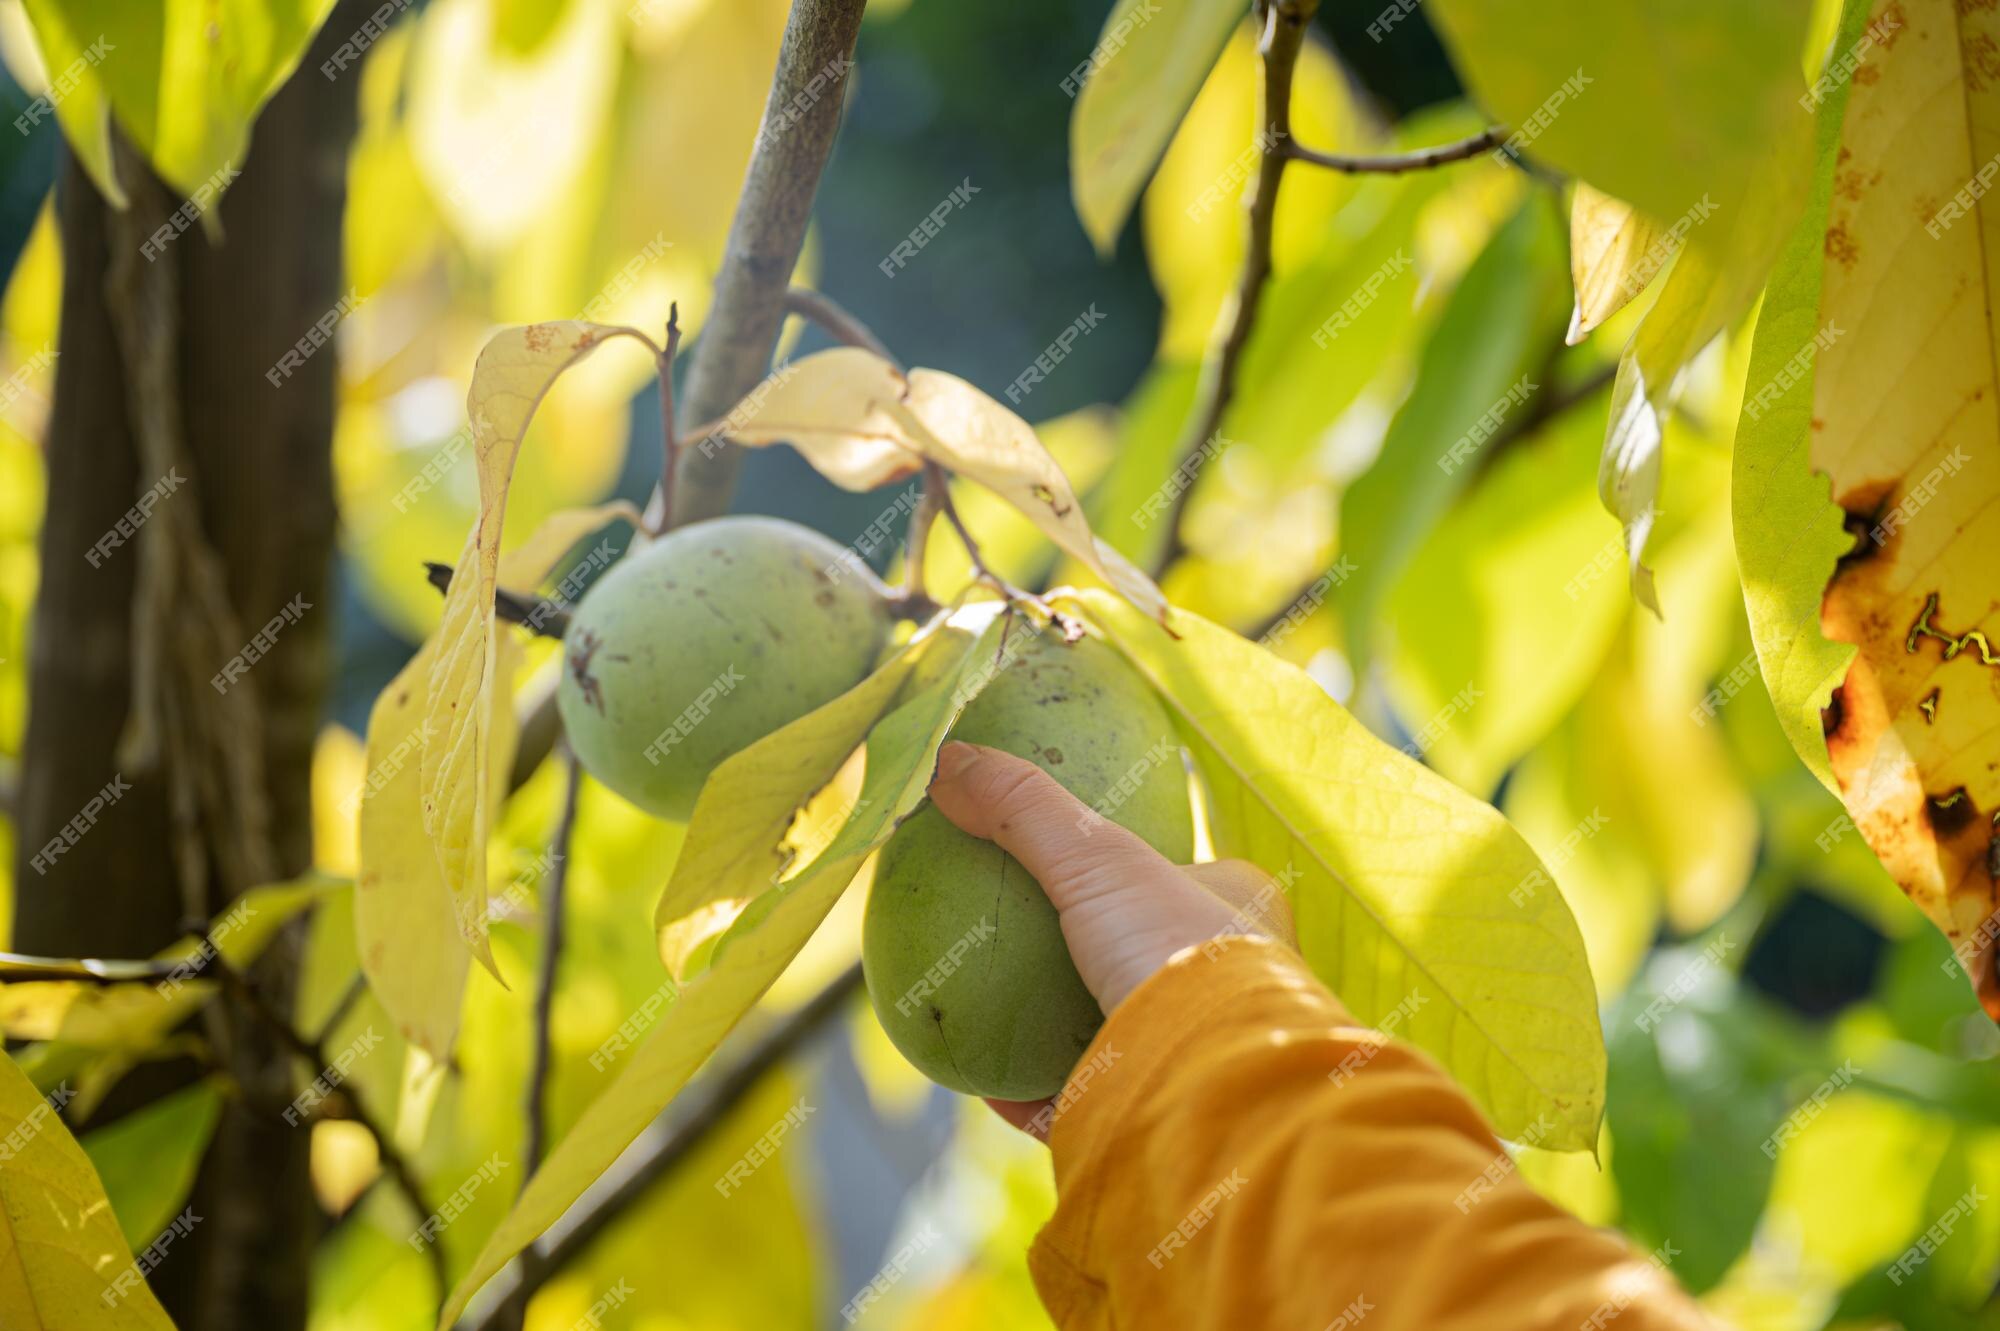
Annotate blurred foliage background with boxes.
[0,0,1995,1327]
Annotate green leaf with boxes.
[1068,0,1245,256]
[1425,0,1813,227]
[81,1079,223,1251]
[1604,950,1793,1292]
[0,1051,177,1329]
[1382,402,1628,799]
[438,610,1018,1327]
[19,0,341,207]
[1340,192,1568,671]
[1073,590,1605,1148]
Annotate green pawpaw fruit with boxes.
[557,516,890,820]
[863,630,1192,1100]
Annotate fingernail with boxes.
[934,741,977,783]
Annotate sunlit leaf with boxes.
[0,1051,176,1329]
[1341,192,1568,675]
[422,322,649,975]
[1426,0,1813,228]
[1740,0,2000,1013]
[1383,403,1627,800]
[1068,0,1244,255]
[438,611,1014,1326]
[1073,590,1605,1148]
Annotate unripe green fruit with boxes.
[864,633,1192,1100]
[556,516,891,820]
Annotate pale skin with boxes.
[927,740,1296,1140]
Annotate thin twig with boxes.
[459,963,865,1331]
[930,462,1071,632]
[1284,126,1505,174]
[424,563,570,639]
[783,287,903,370]
[498,745,584,1331]
[315,970,369,1045]
[892,469,944,621]
[522,748,582,1172]
[653,306,682,536]
[1149,0,1317,578]
[210,955,447,1292]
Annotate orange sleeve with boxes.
[1028,937,1709,1331]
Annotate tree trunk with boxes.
[14,8,364,1324]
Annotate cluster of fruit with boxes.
[555,516,1190,1099]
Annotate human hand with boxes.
[927,740,1295,1137]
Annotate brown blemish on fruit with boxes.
[1920,687,1941,723]
[1041,746,1065,765]
[1966,31,2000,91]
[1029,482,1071,518]
[815,589,837,608]
[567,628,607,714]
[1825,222,1859,269]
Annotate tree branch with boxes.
[652,0,871,530]
[459,963,865,1330]
[1283,126,1504,175]
[1149,0,1317,578]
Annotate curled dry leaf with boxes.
[721,347,1169,623]
[421,321,650,977]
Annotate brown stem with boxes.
[1149,0,1318,578]
[459,963,864,1330]
[522,748,582,1172]
[653,306,682,536]
[1283,126,1505,174]
[783,286,902,369]
[498,745,583,1331]
[209,955,446,1293]
[653,0,871,530]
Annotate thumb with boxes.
[927,742,1175,910]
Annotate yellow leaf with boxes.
[1567,184,1667,343]
[1068,0,1246,256]
[438,614,1008,1327]
[1072,590,1605,1148]
[0,1052,177,1329]
[1761,0,2000,1015]
[654,633,931,978]
[362,503,631,1053]
[722,348,1168,622]
[422,323,649,975]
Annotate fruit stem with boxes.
[929,461,1074,633]
[652,304,683,536]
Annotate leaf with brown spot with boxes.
[1737,0,2000,1018]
